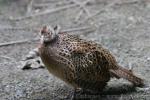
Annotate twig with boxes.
[79,2,116,24]
[71,0,91,22]
[0,26,33,31]
[0,25,94,32]
[0,60,21,66]
[0,38,39,47]
[0,26,40,33]
[71,0,90,15]
[62,26,95,33]
[74,10,83,22]
[33,0,69,8]
[9,4,77,21]
[116,0,139,5]
[80,0,91,17]
[0,26,95,47]
[0,56,15,61]
[26,0,34,15]
[33,3,52,8]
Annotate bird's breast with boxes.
[38,45,72,82]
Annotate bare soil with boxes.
[0,0,150,99]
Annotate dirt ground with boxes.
[0,0,150,99]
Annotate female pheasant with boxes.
[37,25,144,92]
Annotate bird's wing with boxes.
[69,40,101,67]
[69,40,117,68]
[70,47,112,84]
[69,41,97,54]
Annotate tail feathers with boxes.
[109,67,145,87]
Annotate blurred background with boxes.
[0,0,150,99]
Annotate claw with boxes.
[136,86,150,92]
[136,81,150,92]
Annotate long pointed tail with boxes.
[109,66,144,87]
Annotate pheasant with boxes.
[26,25,146,93]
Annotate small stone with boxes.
[147,57,150,61]
[18,58,44,70]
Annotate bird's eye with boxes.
[47,32,51,35]
[41,30,46,35]
[41,26,48,35]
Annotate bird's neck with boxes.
[41,35,59,47]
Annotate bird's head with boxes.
[40,25,61,44]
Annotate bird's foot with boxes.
[136,86,150,92]
[63,88,79,100]
[136,81,150,92]
[70,88,85,100]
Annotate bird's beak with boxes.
[40,35,44,44]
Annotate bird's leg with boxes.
[75,87,84,94]
[74,87,98,95]
[69,88,83,100]
[136,81,150,92]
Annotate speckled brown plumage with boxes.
[38,25,144,92]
